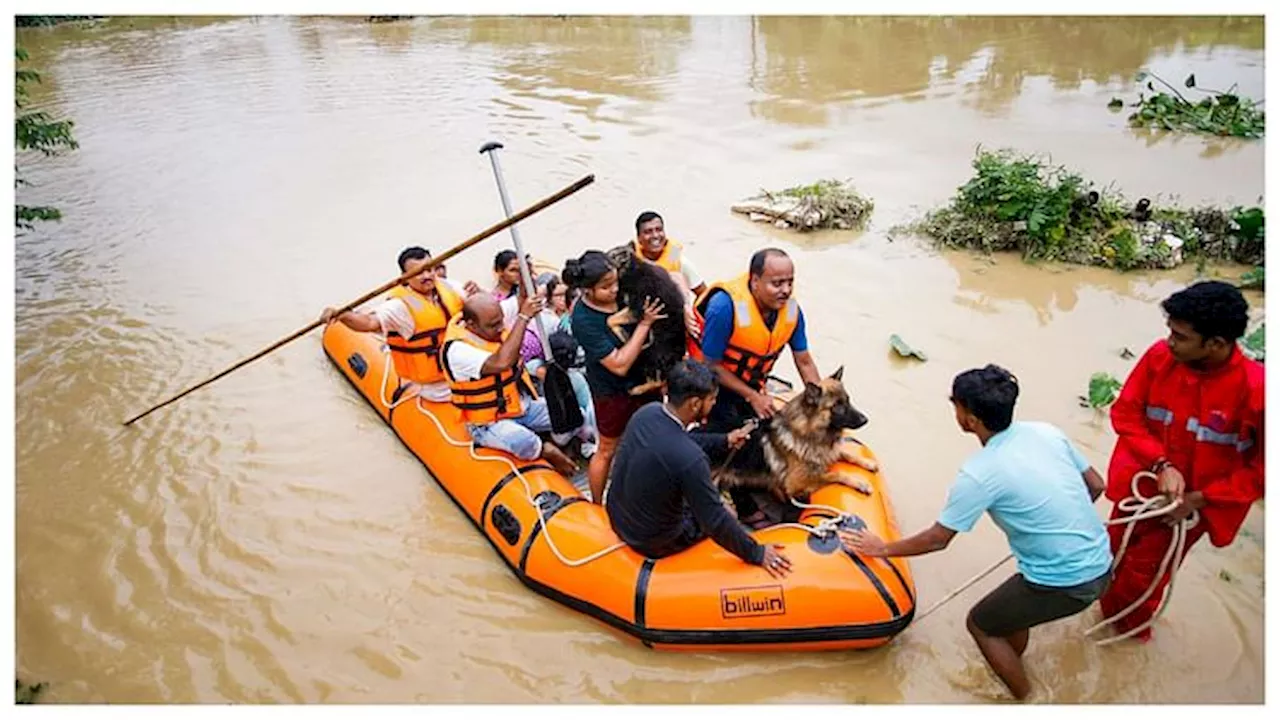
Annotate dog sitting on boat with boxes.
[715,367,878,502]
[604,244,689,395]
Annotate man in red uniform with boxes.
[1100,280,1264,642]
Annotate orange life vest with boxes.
[694,274,800,391]
[634,236,684,273]
[441,317,538,424]
[385,283,464,385]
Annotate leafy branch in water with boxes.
[1114,71,1265,139]
[894,148,1265,271]
[15,46,79,232]
[1080,372,1122,410]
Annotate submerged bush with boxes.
[897,148,1265,271]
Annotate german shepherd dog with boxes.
[604,244,689,395]
[716,367,879,501]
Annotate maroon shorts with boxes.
[593,391,662,439]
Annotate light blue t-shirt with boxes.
[937,421,1113,588]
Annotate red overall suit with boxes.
[1100,340,1265,640]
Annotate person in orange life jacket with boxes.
[1098,280,1264,643]
[843,365,1111,701]
[696,248,822,528]
[320,246,494,402]
[633,211,706,339]
[441,292,578,476]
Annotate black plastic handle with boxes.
[479,141,504,154]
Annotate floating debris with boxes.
[731,179,874,232]
[888,334,928,362]
[1079,372,1121,410]
[1242,322,1265,363]
[896,148,1265,271]
[1115,71,1265,140]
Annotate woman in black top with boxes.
[563,250,666,504]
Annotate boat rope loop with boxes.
[411,397,627,568]
[384,351,876,568]
[1084,470,1199,646]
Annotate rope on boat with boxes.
[386,351,865,567]
[911,470,1199,645]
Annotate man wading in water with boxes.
[843,365,1112,700]
[1098,280,1264,642]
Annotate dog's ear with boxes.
[802,381,823,405]
[829,365,844,382]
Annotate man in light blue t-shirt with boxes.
[842,365,1112,701]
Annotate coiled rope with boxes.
[912,470,1199,645]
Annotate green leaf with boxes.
[1239,266,1264,290]
[1087,372,1122,409]
[1107,97,1124,110]
[1241,323,1265,362]
[889,334,928,362]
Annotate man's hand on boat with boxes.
[838,529,888,558]
[760,544,792,578]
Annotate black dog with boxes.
[605,245,689,395]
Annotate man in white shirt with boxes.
[441,293,577,475]
[321,246,511,402]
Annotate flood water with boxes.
[13,16,1265,703]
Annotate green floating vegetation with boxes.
[1079,372,1121,410]
[1242,322,1265,363]
[888,333,928,362]
[17,678,46,704]
[898,148,1265,271]
[1112,71,1265,140]
[731,179,874,232]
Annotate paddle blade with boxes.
[542,364,584,434]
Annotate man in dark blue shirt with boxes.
[606,360,792,576]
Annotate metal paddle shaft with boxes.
[480,141,582,434]
[479,142,555,357]
[122,173,596,426]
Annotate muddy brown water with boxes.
[14,16,1265,703]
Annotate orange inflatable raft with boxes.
[323,320,916,651]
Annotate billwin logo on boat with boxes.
[720,585,787,619]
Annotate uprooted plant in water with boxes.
[1110,71,1265,140]
[894,148,1265,272]
[730,179,874,232]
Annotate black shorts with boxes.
[969,571,1111,637]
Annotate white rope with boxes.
[376,347,422,411]
[411,397,627,568]
[1084,470,1199,645]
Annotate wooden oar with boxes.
[122,173,596,427]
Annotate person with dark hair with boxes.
[440,293,578,476]
[523,272,599,456]
[491,250,535,300]
[692,247,822,527]
[1098,280,1264,642]
[842,364,1112,701]
[321,246,491,402]
[606,359,790,573]
[564,250,667,504]
[632,211,707,336]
